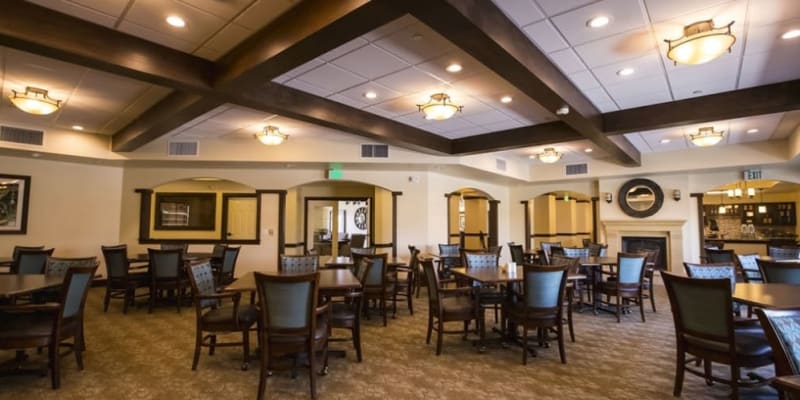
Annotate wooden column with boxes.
[488,200,500,249]
[521,200,530,251]
[591,197,599,244]
[391,191,402,257]
[691,193,704,258]
[134,189,153,243]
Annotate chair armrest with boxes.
[0,303,60,313]
[439,286,474,297]
[315,301,331,316]
[197,291,241,302]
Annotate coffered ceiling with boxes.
[0,0,798,167]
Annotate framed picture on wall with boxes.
[0,174,31,234]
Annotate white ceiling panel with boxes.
[374,67,445,94]
[744,18,800,55]
[327,94,368,109]
[437,126,488,139]
[547,48,587,74]
[747,0,800,27]
[294,64,367,93]
[481,119,525,131]
[118,21,196,52]
[573,29,657,68]
[372,22,452,64]
[365,94,423,117]
[533,0,596,17]
[27,0,118,27]
[202,23,253,58]
[521,20,570,53]
[283,78,331,98]
[592,52,663,88]
[425,117,479,133]
[622,133,654,152]
[180,0,255,20]
[123,0,228,46]
[319,38,369,62]
[550,0,647,46]
[362,15,416,42]
[273,58,325,84]
[613,89,672,109]
[337,82,402,107]
[493,0,546,27]
[643,0,732,23]
[415,51,486,83]
[330,45,410,80]
[738,48,800,88]
[462,110,515,126]
[602,73,670,100]
[567,70,601,90]
[234,0,299,31]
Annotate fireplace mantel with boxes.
[603,220,687,272]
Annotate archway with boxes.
[445,188,499,249]
[285,180,399,257]
[525,191,594,251]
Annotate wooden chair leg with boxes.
[649,278,656,312]
[522,326,529,365]
[309,345,317,400]
[209,335,216,356]
[192,327,202,370]
[703,359,713,385]
[241,329,250,371]
[436,319,444,355]
[674,348,685,397]
[354,324,363,362]
[103,288,111,312]
[557,323,566,364]
[50,341,60,389]
[426,311,433,344]
[616,295,621,323]
[639,294,646,322]
[257,336,268,400]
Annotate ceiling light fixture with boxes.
[417,93,463,121]
[536,147,562,163]
[689,126,724,147]
[660,138,671,144]
[584,148,593,153]
[166,15,186,28]
[746,128,759,134]
[446,63,462,73]
[255,125,288,145]
[664,20,735,65]
[782,29,800,40]
[617,67,635,76]
[500,95,512,103]
[364,91,377,99]
[9,86,62,115]
[71,125,84,131]
[587,16,610,28]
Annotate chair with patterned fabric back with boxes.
[769,246,800,260]
[562,247,589,259]
[588,243,608,257]
[755,307,800,399]
[465,252,503,325]
[662,272,773,398]
[187,261,257,371]
[254,271,329,400]
[506,264,569,365]
[420,258,480,356]
[735,253,763,283]
[280,255,319,273]
[706,248,737,264]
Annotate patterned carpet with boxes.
[0,285,778,400]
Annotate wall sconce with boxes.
[604,192,613,203]
[672,189,681,201]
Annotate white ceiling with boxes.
[7,0,800,165]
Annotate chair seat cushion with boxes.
[441,296,474,315]
[202,304,257,328]
[331,302,356,322]
[685,329,772,358]
[270,318,328,343]
[365,284,395,295]
[505,303,558,322]
[0,313,53,344]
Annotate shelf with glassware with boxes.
[704,202,796,226]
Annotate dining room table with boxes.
[320,255,408,269]
[0,274,64,299]
[224,268,362,294]
[733,283,800,309]
[757,256,800,263]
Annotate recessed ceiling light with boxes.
[616,67,635,76]
[587,16,610,28]
[411,33,423,41]
[660,139,671,144]
[584,148,593,153]
[446,63,462,73]
[71,125,84,131]
[363,91,377,99]
[166,15,185,28]
[746,128,759,134]
[782,29,800,40]
[500,95,512,103]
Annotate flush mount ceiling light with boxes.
[446,63,462,73]
[417,93,462,121]
[363,91,377,99]
[782,29,800,40]
[584,148,593,153]
[617,67,635,76]
[587,16,610,28]
[9,86,62,115]
[746,128,759,134]
[71,125,84,131]
[535,147,562,163]
[255,125,288,145]
[665,20,735,65]
[166,15,186,27]
[500,95,512,103]
[660,138,671,144]
[689,126,724,147]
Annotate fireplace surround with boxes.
[602,220,687,272]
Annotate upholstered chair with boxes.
[216,246,241,286]
[360,254,394,326]
[420,258,480,355]
[757,259,800,284]
[279,254,319,273]
[755,308,800,398]
[101,245,149,313]
[768,246,800,260]
[594,252,647,323]
[14,248,54,274]
[147,248,186,313]
[735,253,763,283]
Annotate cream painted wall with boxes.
[0,155,122,277]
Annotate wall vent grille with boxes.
[168,141,199,156]
[495,158,507,171]
[565,163,588,175]
[0,126,44,145]
[361,144,389,158]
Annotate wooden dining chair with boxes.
[755,308,800,398]
[14,248,54,274]
[360,254,394,326]
[550,255,580,342]
[0,265,98,389]
[508,243,525,265]
[757,258,800,284]
[279,254,319,273]
[187,261,257,371]
[735,253,763,283]
[101,244,149,313]
[768,246,800,260]
[390,248,416,316]
[147,248,187,313]
[216,246,241,286]
[254,271,330,400]
[662,272,773,399]
[420,258,480,355]
[594,252,647,323]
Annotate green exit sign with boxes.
[743,169,761,180]
[327,168,343,180]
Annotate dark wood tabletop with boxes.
[757,256,800,263]
[733,283,800,309]
[129,252,215,263]
[224,269,362,293]
[451,266,584,284]
[321,256,408,268]
[0,274,63,298]
[577,256,618,267]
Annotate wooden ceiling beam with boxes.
[401,0,641,166]
[451,122,583,155]
[603,80,800,134]
[0,0,214,92]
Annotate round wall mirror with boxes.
[618,178,664,218]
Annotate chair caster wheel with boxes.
[241,363,249,371]
[320,366,329,376]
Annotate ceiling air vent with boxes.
[565,163,588,176]
[361,144,389,158]
[0,126,44,146]
[168,141,199,156]
[495,158,507,171]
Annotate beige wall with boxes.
[0,155,123,277]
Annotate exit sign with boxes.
[743,169,762,180]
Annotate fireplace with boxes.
[622,236,668,270]
[602,220,687,272]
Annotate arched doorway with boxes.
[525,191,594,251]
[445,188,499,249]
[285,180,399,257]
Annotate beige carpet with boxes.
[0,286,778,399]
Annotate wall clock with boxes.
[354,206,368,230]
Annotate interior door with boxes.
[225,196,257,240]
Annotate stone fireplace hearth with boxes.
[602,220,687,273]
